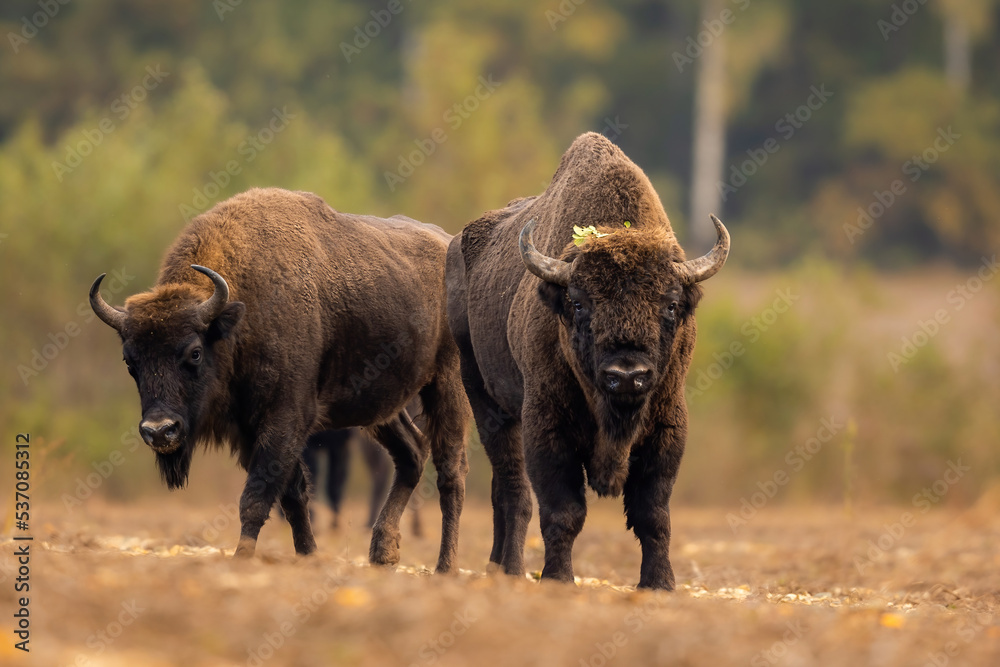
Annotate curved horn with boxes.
[190,265,230,325]
[89,274,127,333]
[676,214,730,283]
[519,218,572,287]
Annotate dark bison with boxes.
[90,187,470,570]
[446,133,729,589]
[302,429,354,526]
[304,427,423,536]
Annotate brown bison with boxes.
[90,187,470,570]
[446,133,729,589]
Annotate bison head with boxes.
[520,217,729,495]
[90,265,245,489]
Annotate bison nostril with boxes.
[163,423,179,440]
[627,370,652,393]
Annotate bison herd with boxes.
[90,132,729,590]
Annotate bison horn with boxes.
[89,274,127,333]
[191,265,231,325]
[676,214,730,284]
[519,218,572,287]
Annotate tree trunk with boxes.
[943,10,971,93]
[689,0,727,252]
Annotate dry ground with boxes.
[2,496,999,667]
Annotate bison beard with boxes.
[586,396,649,496]
[155,446,195,490]
[598,391,650,444]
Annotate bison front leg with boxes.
[524,403,587,584]
[278,458,317,556]
[235,458,291,558]
[623,431,683,590]
[529,454,586,583]
[234,423,308,558]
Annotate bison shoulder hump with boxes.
[460,211,502,273]
[460,196,536,273]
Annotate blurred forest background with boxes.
[1,0,998,511]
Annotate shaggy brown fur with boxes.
[446,132,728,589]
[92,188,470,571]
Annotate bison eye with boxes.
[188,348,203,365]
[572,300,583,312]
[667,301,677,313]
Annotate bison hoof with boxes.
[233,537,257,559]
[637,578,675,591]
[540,569,575,585]
[294,540,317,557]
[369,548,400,567]
[434,560,455,575]
[369,528,401,567]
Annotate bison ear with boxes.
[207,301,245,342]
[538,281,568,319]
[682,283,703,317]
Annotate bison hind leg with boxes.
[323,429,352,528]
[359,432,392,528]
[456,368,530,576]
[418,369,472,574]
[368,417,428,567]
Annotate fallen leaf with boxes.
[879,612,905,629]
[334,587,372,608]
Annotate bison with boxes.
[301,429,354,527]
[90,187,470,570]
[446,133,729,589]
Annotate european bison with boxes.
[90,187,470,570]
[302,429,354,527]
[446,133,729,589]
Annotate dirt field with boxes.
[2,496,999,667]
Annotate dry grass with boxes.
[3,496,999,666]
